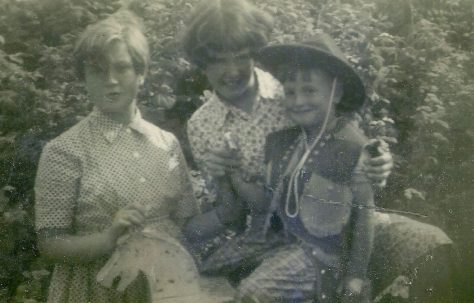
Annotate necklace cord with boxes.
[285,77,338,218]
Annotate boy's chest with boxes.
[273,135,355,238]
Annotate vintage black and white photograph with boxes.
[0,0,472,302]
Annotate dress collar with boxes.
[89,107,150,144]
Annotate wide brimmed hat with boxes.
[256,33,366,112]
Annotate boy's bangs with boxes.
[275,56,337,83]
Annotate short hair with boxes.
[276,65,336,85]
[73,10,150,80]
[182,0,273,68]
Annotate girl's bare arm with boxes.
[346,150,375,282]
[38,205,144,264]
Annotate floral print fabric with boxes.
[187,68,293,178]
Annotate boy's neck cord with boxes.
[284,77,338,218]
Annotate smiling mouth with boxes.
[222,78,244,87]
[105,92,120,101]
[289,108,316,114]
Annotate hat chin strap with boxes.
[285,77,338,218]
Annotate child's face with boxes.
[282,68,341,129]
[84,40,143,114]
[204,48,255,103]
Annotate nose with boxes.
[106,69,119,85]
[294,92,307,106]
[223,61,240,78]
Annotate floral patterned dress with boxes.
[35,109,198,303]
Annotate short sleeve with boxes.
[171,139,199,220]
[35,140,81,232]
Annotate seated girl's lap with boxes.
[200,212,453,300]
[369,212,453,294]
[237,214,453,301]
[371,212,452,272]
[201,213,452,273]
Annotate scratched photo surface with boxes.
[0,0,472,302]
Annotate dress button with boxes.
[133,151,140,159]
[322,294,327,299]
[139,177,146,183]
[321,269,326,275]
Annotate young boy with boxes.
[234,33,454,303]
[234,33,374,302]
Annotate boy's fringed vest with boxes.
[264,120,368,239]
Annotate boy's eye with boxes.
[285,89,296,97]
[115,63,133,72]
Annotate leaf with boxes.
[7,53,24,65]
[404,188,426,200]
[31,270,50,281]
[432,132,449,143]
[433,119,450,129]
[0,186,14,213]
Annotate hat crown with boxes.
[257,32,366,112]
[299,33,349,66]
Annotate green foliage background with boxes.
[0,0,472,301]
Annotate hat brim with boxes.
[256,44,366,112]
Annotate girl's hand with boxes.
[109,204,146,240]
[203,133,241,178]
[202,148,241,178]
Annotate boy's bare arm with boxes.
[229,171,269,215]
[184,176,245,242]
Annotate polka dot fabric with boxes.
[35,108,198,303]
[187,68,293,178]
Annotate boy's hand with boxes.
[340,277,371,303]
[363,139,393,187]
[341,278,363,303]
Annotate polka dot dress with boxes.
[35,108,198,303]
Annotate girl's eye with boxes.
[302,87,317,95]
[85,64,105,75]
